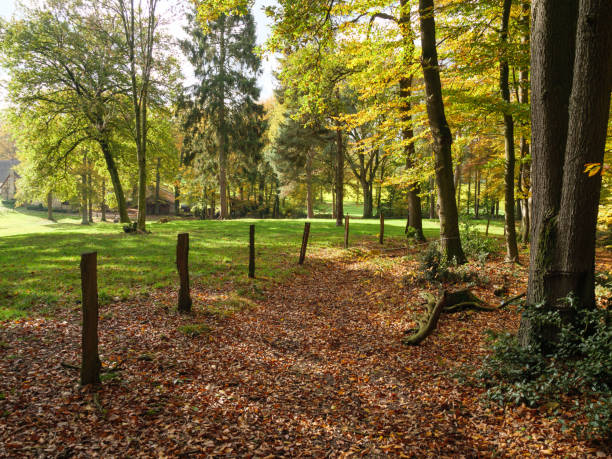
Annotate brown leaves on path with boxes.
[0,241,608,457]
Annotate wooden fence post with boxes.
[379,212,384,244]
[299,222,311,265]
[344,215,350,249]
[177,233,192,313]
[249,224,255,278]
[80,252,101,385]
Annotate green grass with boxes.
[0,205,504,321]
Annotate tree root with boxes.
[403,289,526,346]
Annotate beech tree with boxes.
[0,0,131,222]
[418,0,466,263]
[518,0,611,346]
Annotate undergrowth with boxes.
[478,297,612,440]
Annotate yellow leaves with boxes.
[584,162,603,177]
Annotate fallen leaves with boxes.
[0,239,610,457]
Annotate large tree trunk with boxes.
[518,0,579,347]
[552,0,611,314]
[418,0,466,263]
[98,139,129,223]
[500,0,520,262]
[335,121,344,226]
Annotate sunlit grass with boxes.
[0,206,505,320]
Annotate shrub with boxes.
[459,217,498,261]
[478,297,612,440]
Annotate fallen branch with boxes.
[403,289,526,346]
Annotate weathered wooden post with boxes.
[248,224,255,278]
[344,215,350,249]
[379,212,385,244]
[176,233,192,313]
[298,222,311,265]
[80,252,101,385]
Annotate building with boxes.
[0,159,19,201]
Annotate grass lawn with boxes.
[0,205,505,321]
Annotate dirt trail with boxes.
[0,245,603,457]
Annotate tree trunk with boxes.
[399,3,426,241]
[418,0,466,263]
[47,191,54,221]
[101,179,107,222]
[429,178,436,219]
[335,121,344,226]
[466,170,471,215]
[332,183,336,219]
[552,0,612,314]
[518,1,531,243]
[306,153,314,219]
[362,180,373,218]
[519,138,531,242]
[518,0,579,347]
[474,168,480,217]
[87,167,93,223]
[500,0,520,262]
[155,157,161,215]
[81,156,88,226]
[217,15,229,219]
[98,139,129,223]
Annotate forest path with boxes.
[0,244,600,457]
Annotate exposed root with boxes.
[403,290,526,346]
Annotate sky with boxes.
[0,0,278,104]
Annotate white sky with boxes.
[0,0,278,104]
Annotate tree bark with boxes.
[155,157,161,215]
[418,0,466,263]
[518,0,579,347]
[335,120,344,226]
[98,139,129,223]
[87,167,93,223]
[399,3,426,241]
[47,191,54,221]
[81,154,88,226]
[101,179,107,222]
[218,15,229,219]
[306,152,314,218]
[500,0,520,262]
[553,0,612,313]
[466,170,471,215]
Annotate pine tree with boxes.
[181,7,261,219]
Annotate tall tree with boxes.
[113,0,160,232]
[519,0,611,346]
[181,7,261,219]
[499,0,519,262]
[0,0,131,222]
[418,0,466,263]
